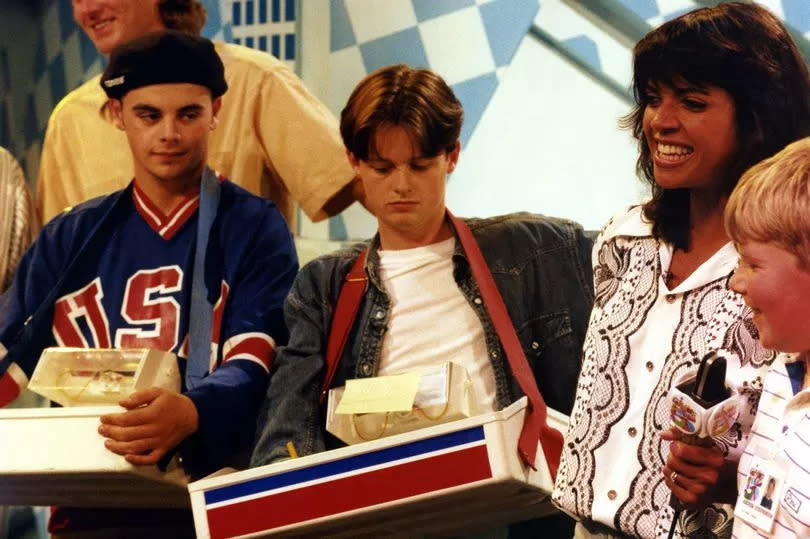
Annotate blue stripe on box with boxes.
[204,425,486,505]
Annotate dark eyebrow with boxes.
[673,85,710,96]
[178,104,204,114]
[365,158,392,165]
[132,104,161,114]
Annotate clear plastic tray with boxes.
[28,348,180,406]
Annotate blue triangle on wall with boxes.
[479,0,539,67]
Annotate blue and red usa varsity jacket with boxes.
[0,171,298,476]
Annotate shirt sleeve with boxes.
[181,207,299,476]
[250,260,331,467]
[252,65,355,221]
[0,249,37,405]
[0,221,67,406]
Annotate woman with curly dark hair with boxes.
[552,3,810,537]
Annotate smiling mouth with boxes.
[655,142,693,164]
[90,19,114,32]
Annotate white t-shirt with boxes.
[377,237,497,414]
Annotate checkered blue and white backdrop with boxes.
[1,0,808,241]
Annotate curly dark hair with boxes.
[158,0,207,35]
[622,2,810,249]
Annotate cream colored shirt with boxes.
[37,41,354,226]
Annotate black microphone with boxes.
[666,351,737,539]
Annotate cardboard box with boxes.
[0,405,189,507]
[188,397,567,538]
[0,348,188,507]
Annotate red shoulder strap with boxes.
[319,217,563,481]
[320,249,368,402]
[447,211,563,480]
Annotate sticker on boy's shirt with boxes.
[735,456,786,534]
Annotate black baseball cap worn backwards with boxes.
[100,30,228,100]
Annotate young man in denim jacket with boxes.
[251,65,594,535]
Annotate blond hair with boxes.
[725,136,810,267]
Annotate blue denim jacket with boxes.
[251,213,594,466]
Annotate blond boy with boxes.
[724,135,810,538]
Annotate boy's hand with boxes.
[98,387,199,465]
[661,427,737,506]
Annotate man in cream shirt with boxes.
[39,0,361,227]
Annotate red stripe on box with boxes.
[206,444,491,538]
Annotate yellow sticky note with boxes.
[336,372,421,414]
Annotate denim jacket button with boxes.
[474,297,482,305]
[360,363,372,375]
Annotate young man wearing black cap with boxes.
[0,31,297,534]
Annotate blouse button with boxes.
[531,341,540,350]
[608,490,617,500]
[490,351,498,359]
[474,297,483,305]
[665,294,677,303]
[646,361,654,372]
[360,363,372,376]
[628,427,637,437]
[375,310,384,319]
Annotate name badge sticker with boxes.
[735,456,786,534]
